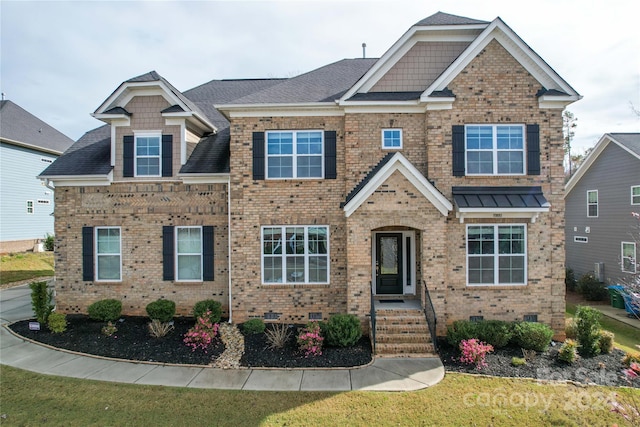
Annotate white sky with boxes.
[1,0,639,152]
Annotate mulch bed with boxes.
[8,315,639,388]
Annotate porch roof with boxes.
[452,186,550,223]
[342,152,452,217]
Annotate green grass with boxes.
[0,365,637,426]
[567,302,640,354]
[0,252,54,285]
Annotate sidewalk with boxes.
[0,283,444,392]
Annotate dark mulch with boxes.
[241,324,372,368]
[439,340,639,388]
[9,316,372,368]
[10,315,224,365]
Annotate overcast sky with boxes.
[1,0,638,152]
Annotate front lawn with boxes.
[1,366,637,426]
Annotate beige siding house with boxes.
[40,12,580,356]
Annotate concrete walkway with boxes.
[0,283,444,392]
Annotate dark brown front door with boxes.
[376,233,403,294]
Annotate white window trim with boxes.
[265,130,324,180]
[381,128,403,149]
[631,185,640,205]
[466,223,528,286]
[175,226,203,282]
[261,225,330,285]
[464,124,526,176]
[587,190,598,218]
[95,226,122,282]
[622,241,637,274]
[134,131,162,178]
[26,200,34,214]
[574,236,588,243]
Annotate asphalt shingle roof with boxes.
[0,100,74,154]
[39,125,111,177]
[414,12,489,26]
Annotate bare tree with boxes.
[563,110,578,177]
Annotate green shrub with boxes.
[145,299,176,323]
[446,320,512,348]
[558,339,579,364]
[87,299,122,322]
[29,281,54,324]
[44,234,54,252]
[597,330,614,354]
[574,305,601,357]
[565,318,578,339]
[47,312,67,334]
[192,300,222,324]
[511,357,526,367]
[242,319,266,335]
[323,314,362,347]
[512,322,554,352]
[565,267,577,292]
[577,272,608,301]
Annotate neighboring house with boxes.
[39,12,580,354]
[565,133,640,284]
[0,100,74,253]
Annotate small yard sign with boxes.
[28,322,41,331]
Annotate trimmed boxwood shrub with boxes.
[512,321,554,352]
[323,314,362,347]
[577,272,608,301]
[597,330,614,354]
[47,312,67,334]
[87,299,122,322]
[193,299,222,323]
[242,318,266,335]
[575,305,602,356]
[446,320,513,349]
[145,299,176,323]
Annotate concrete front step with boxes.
[375,342,436,356]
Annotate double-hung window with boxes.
[632,186,640,205]
[262,226,329,284]
[382,129,402,149]
[587,190,598,217]
[135,133,161,177]
[26,200,34,214]
[96,227,121,281]
[176,226,203,281]
[622,242,636,273]
[467,224,526,285]
[266,131,323,178]
[465,125,525,175]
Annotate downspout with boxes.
[42,178,55,192]
[227,176,232,323]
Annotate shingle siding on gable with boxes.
[565,142,640,283]
[371,41,471,92]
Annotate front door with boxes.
[375,233,403,294]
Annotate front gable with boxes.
[342,152,452,217]
[341,14,581,111]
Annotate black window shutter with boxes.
[252,132,265,180]
[202,226,214,281]
[82,226,94,281]
[123,135,134,177]
[324,131,337,179]
[527,124,541,175]
[452,125,465,176]
[162,134,173,177]
[162,226,174,281]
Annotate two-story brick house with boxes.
[40,12,580,355]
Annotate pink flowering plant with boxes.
[297,321,324,357]
[459,338,494,369]
[183,310,219,353]
[609,362,640,423]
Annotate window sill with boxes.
[173,281,205,286]
[94,281,122,285]
[466,284,527,289]
[260,283,330,289]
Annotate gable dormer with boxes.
[92,71,216,179]
[340,12,581,111]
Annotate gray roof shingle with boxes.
[414,12,489,27]
[39,125,111,177]
[0,100,74,154]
